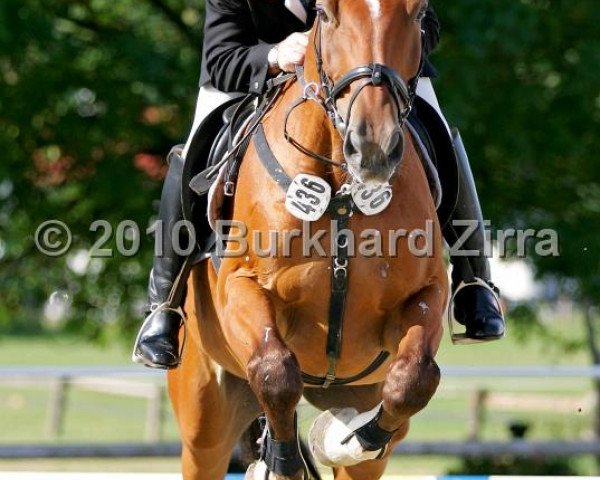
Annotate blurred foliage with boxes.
[451,455,580,476]
[0,0,203,342]
[435,0,600,303]
[508,303,586,354]
[451,421,584,475]
[0,0,598,348]
[433,0,600,360]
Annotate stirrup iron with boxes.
[131,302,187,368]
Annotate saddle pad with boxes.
[207,162,229,233]
[406,121,443,209]
[205,111,257,232]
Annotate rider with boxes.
[133,0,506,369]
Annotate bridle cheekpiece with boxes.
[285,11,424,168]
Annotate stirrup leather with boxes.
[131,302,187,368]
[448,277,505,345]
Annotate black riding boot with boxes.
[132,147,187,369]
[444,129,505,343]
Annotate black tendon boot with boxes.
[132,147,187,368]
[444,130,505,343]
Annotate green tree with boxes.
[434,0,600,446]
[0,0,203,341]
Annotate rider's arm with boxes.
[203,0,274,94]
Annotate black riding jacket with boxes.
[199,0,440,95]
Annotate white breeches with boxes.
[416,77,451,135]
[181,85,243,159]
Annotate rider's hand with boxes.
[271,32,309,73]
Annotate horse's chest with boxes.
[266,256,412,313]
[264,258,410,373]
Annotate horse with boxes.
[168,0,449,478]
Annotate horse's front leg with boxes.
[309,285,444,471]
[378,285,445,434]
[223,276,305,480]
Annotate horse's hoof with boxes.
[245,460,304,480]
[245,461,268,480]
[308,405,384,467]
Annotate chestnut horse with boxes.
[168,0,448,478]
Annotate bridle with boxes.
[284,10,425,168]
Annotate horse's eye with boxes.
[316,5,330,23]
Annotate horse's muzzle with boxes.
[343,124,405,184]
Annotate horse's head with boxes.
[313,0,427,185]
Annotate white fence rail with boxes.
[2,441,600,459]
[0,365,598,459]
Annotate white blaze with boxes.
[365,0,381,19]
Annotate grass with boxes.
[0,310,592,367]
[0,317,598,475]
[0,335,131,366]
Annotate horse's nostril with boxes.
[385,129,403,157]
[388,131,400,154]
[386,130,405,162]
[343,130,360,159]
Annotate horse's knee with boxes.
[382,354,440,418]
[247,347,303,414]
[246,348,305,478]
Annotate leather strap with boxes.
[263,436,305,477]
[321,194,353,387]
[301,351,390,387]
[341,405,395,454]
[254,124,293,191]
[261,415,305,477]
[266,72,296,91]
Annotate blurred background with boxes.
[0,0,598,476]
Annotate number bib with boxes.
[285,174,332,222]
[352,183,393,216]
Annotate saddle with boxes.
[409,96,459,230]
[180,94,258,258]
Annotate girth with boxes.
[254,124,390,388]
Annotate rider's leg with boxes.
[417,78,505,342]
[132,85,238,369]
[132,146,187,369]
